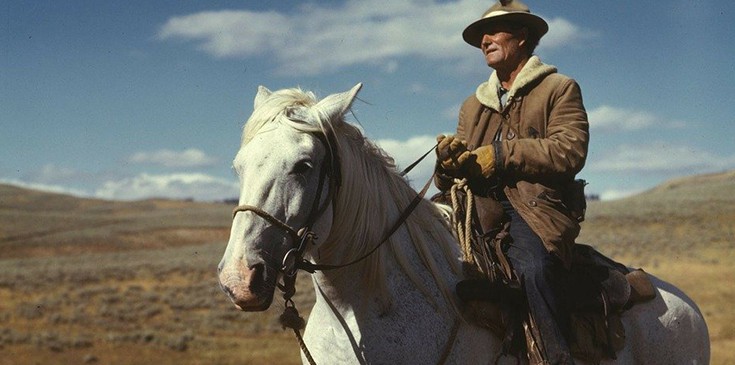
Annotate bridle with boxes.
[230,130,438,364]
[232,131,340,282]
[231,131,435,281]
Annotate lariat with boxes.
[449,179,500,280]
[450,178,475,266]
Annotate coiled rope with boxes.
[450,178,475,266]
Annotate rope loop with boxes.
[450,178,475,265]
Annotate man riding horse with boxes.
[434,1,588,363]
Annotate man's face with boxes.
[480,23,526,70]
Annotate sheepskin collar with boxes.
[476,56,557,112]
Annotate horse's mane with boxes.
[242,87,462,315]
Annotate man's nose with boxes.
[481,34,493,48]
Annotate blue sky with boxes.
[2,0,734,201]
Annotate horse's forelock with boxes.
[242,87,321,144]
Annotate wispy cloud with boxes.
[591,141,735,174]
[374,134,440,192]
[588,105,686,132]
[23,164,83,185]
[94,173,238,201]
[128,149,218,168]
[541,17,596,50]
[5,158,233,201]
[157,0,592,75]
[598,187,646,201]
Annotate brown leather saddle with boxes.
[456,243,656,364]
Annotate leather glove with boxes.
[462,144,496,179]
[436,135,470,176]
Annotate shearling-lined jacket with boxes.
[438,56,589,268]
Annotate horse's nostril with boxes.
[222,284,236,298]
[249,263,265,293]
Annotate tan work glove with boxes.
[436,135,471,176]
[462,144,496,179]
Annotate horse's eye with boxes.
[291,160,313,175]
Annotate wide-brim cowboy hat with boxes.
[462,0,548,48]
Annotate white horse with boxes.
[218,83,709,364]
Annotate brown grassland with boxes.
[1,170,733,364]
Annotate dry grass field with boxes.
[1,170,733,364]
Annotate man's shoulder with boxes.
[461,93,481,107]
[530,72,581,97]
[460,93,484,115]
[541,72,576,85]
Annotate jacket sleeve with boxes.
[497,78,589,180]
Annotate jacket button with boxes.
[529,200,537,207]
[507,131,516,139]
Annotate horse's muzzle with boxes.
[218,262,275,311]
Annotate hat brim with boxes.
[462,12,549,48]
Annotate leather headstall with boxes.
[232,129,341,280]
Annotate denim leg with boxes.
[502,201,575,365]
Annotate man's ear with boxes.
[517,26,529,48]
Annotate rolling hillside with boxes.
[0,184,232,259]
[1,170,733,364]
[579,170,735,265]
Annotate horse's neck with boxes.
[307,143,463,329]
[311,223,459,321]
[305,225,480,364]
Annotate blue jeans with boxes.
[501,200,575,365]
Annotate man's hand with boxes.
[436,134,470,176]
[463,144,496,179]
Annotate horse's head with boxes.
[218,83,362,311]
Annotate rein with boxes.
[296,140,438,273]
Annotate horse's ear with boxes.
[254,85,272,110]
[315,83,363,120]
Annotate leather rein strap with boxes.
[299,171,434,272]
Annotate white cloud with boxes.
[588,105,685,132]
[94,173,238,201]
[25,164,81,184]
[541,17,596,50]
[598,187,646,201]
[591,142,735,174]
[375,134,439,191]
[377,134,436,167]
[128,148,218,168]
[158,0,590,75]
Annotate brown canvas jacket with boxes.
[438,56,589,267]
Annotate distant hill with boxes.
[579,170,735,264]
[642,170,735,200]
[2,169,733,260]
[0,184,232,259]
